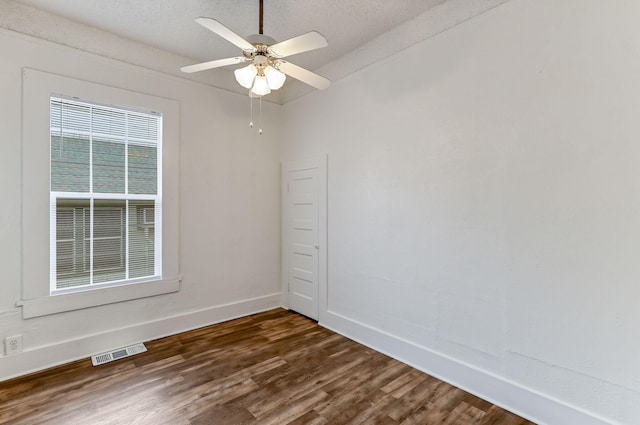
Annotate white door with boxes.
[287,168,319,320]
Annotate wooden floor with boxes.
[0,309,535,425]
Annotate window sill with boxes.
[18,277,181,319]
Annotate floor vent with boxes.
[91,343,147,366]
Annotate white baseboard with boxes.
[320,309,617,425]
[0,293,281,382]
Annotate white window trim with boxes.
[21,68,181,319]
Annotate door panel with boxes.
[287,168,319,319]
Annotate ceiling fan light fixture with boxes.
[251,75,271,96]
[264,66,286,90]
[234,64,258,89]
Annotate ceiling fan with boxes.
[181,0,331,97]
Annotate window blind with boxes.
[50,96,162,293]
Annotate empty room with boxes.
[0,0,638,424]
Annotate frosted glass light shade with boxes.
[234,64,257,89]
[264,66,286,90]
[251,76,271,96]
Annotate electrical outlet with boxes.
[4,335,23,355]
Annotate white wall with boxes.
[282,1,640,424]
[0,11,281,377]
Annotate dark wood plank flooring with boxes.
[0,309,536,425]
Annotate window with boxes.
[21,68,180,318]
[49,96,162,293]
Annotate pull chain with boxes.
[249,91,254,128]
[259,96,263,135]
[248,91,263,135]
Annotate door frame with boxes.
[281,155,327,321]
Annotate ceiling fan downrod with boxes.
[259,0,264,35]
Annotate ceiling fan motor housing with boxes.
[245,34,277,47]
[243,34,283,73]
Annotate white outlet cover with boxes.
[5,335,23,355]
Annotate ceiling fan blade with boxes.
[181,57,248,73]
[277,61,331,90]
[195,17,256,52]
[268,31,328,58]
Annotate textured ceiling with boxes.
[8,0,509,103]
